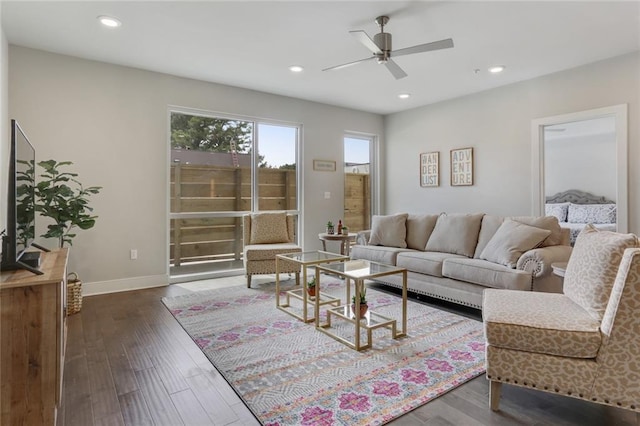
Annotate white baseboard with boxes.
[82,274,169,296]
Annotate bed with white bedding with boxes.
[545,189,617,245]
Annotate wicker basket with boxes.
[67,272,83,316]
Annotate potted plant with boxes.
[351,288,368,319]
[307,275,317,298]
[342,225,348,235]
[35,160,102,248]
[326,220,335,235]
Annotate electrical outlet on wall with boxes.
[130,249,138,260]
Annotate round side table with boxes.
[318,232,357,256]
[551,262,567,278]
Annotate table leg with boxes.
[302,266,308,321]
[354,279,361,350]
[276,257,281,308]
[321,240,327,251]
[314,267,321,327]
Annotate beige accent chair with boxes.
[243,212,301,288]
[483,224,640,412]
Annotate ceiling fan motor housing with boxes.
[374,32,392,62]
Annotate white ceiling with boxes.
[2,1,639,115]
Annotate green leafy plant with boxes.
[307,276,316,288]
[326,221,334,228]
[352,288,367,305]
[35,160,102,248]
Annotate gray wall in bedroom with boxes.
[7,46,384,290]
[383,52,639,234]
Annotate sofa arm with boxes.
[356,230,371,246]
[516,245,573,278]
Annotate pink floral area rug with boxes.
[162,278,485,425]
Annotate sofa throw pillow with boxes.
[510,215,563,247]
[425,213,484,257]
[545,203,569,223]
[567,203,617,224]
[405,214,438,251]
[250,212,290,244]
[479,219,551,268]
[369,213,409,248]
[563,225,639,321]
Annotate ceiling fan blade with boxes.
[323,56,376,72]
[392,38,454,58]
[350,30,381,54]
[384,59,408,80]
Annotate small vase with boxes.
[307,286,316,298]
[351,303,368,319]
[327,226,335,235]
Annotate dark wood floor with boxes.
[58,284,639,426]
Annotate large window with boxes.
[169,109,299,281]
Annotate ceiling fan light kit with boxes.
[323,15,454,80]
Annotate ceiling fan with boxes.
[323,15,454,80]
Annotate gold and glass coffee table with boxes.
[275,251,349,323]
[314,259,408,351]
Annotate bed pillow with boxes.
[369,213,409,248]
[479,219,551,268]
[567,203,617,224]
[250,212,289,244]
[545,203,569,223]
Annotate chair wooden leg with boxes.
[490,380,502,411]
[247,275,251,288]
[295,272,300,286]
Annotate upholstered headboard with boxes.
[546,189,614,205]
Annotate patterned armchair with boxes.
[483,224,640,413]
[243,212,301,288]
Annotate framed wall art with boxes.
[450,147,474,186]
[313,159,336,172]
[420,152,439,187]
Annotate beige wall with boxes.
[383,53,639,234]
[7,46,384,292]
[0,14,7,235]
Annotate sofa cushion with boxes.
[545,202,570,223]
[368,213,409,248]
[396,251,467,277]
[425,213,484,257]
[564,225,639,321]
[510,216,563,247]
[250,212,289,244]
[405,214,438,251]
[483,289,602,358]
[567,203,617,224]
[474,215,504,258]
[443,258,532,290]
[350,244,412,266]
[243,243,302,261]
[475,215,564,257]
[479,219,551,268]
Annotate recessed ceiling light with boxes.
[289,65,304,73]
[488,65,505,74]
[98,15,122,28]
[398,93,411,99]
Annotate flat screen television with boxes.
[1,119,47,275]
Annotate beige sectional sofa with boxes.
[351,213,572,309]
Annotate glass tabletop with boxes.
[276,250,349,264]
[318,259,405,279]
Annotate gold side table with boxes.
[275,251,349,323]
[315,259,408,351]
[318,232,357,256]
